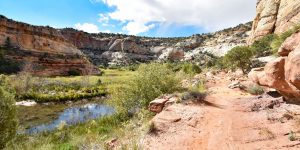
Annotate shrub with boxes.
[109,63,181,112]
[247,85,264,95]
[181,63,202,75]
[251,34,275,57]
[271,24,300,53]
[0,81,17,149]
[164,62,183,72]
[4,37,11,48]
[68,70,81,76]
[0,47,23,74]
[224,46,254,74]
[9,72,33,96]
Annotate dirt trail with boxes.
[143,74,300,150]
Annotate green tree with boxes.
[224,46,254,74]
[4,37,11,48]
[0,47,3,59]
[0,76,17,149]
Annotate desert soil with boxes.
[143,73,300,150]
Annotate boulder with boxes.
[249,31,300,101]
[278,31,300,56]
[149,98,169,113]
[15,101,37,106]
[149,95,179,113]
[158,47,184,61]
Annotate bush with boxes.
[247,85,264,95]
[67,70,81,76]
[181,63,202,75]
[0,47,23,74]
[0,79,17,149]
[271,24,300,54]
[165,62,201,75]
[224,46,254,74]
[251,34,275,57]
[109,63,181,112]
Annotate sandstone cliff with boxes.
[0,15,99,76]
[0,14,251,73]
[248,0,300,44]
[63,22,251,66]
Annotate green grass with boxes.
[5,69,136,103]
[3,64,190,149]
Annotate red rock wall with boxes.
[0,15,99,76]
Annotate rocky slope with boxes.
[248,0,300,44]
[0,15,99,76]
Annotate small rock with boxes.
[165,97,179,107]
[16,100,37,106]
[149,98,169,113]
[187,119,198,128]
[105,138,118,148]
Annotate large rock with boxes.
[158,47,184,61]
[248,0,300,44]
[278,31,300,56]
[249,31,300,101]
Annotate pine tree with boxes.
[4,37,11,48]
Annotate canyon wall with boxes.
[0,14,251,75]
[0,15,99,76]
[248,0,300,44]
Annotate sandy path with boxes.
[143,74,300,150]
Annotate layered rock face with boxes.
[0,15,99,76]
[249,31,300,101]
[61,28,163,66]
[248,0,300,44]
[0,14,251,74]
[60,22,251,66]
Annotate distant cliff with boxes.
[248,0,300,44]
[0,15,251,74]
[0,15,99,76]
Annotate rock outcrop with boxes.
[249,31,300,101]
[0,15,99,76]
[248,0,300,44]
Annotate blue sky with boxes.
[0,0,256,37]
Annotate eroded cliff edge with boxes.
[248,0,300,44]
[0,15,99,76]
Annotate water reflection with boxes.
[27,104,114,134]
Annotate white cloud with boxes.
[102,0,256,35]
[122,22,155,35]
[98,14,110,23]
[103,29,111,33]
[74,23,100,33]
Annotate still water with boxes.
[21,103,114,134]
